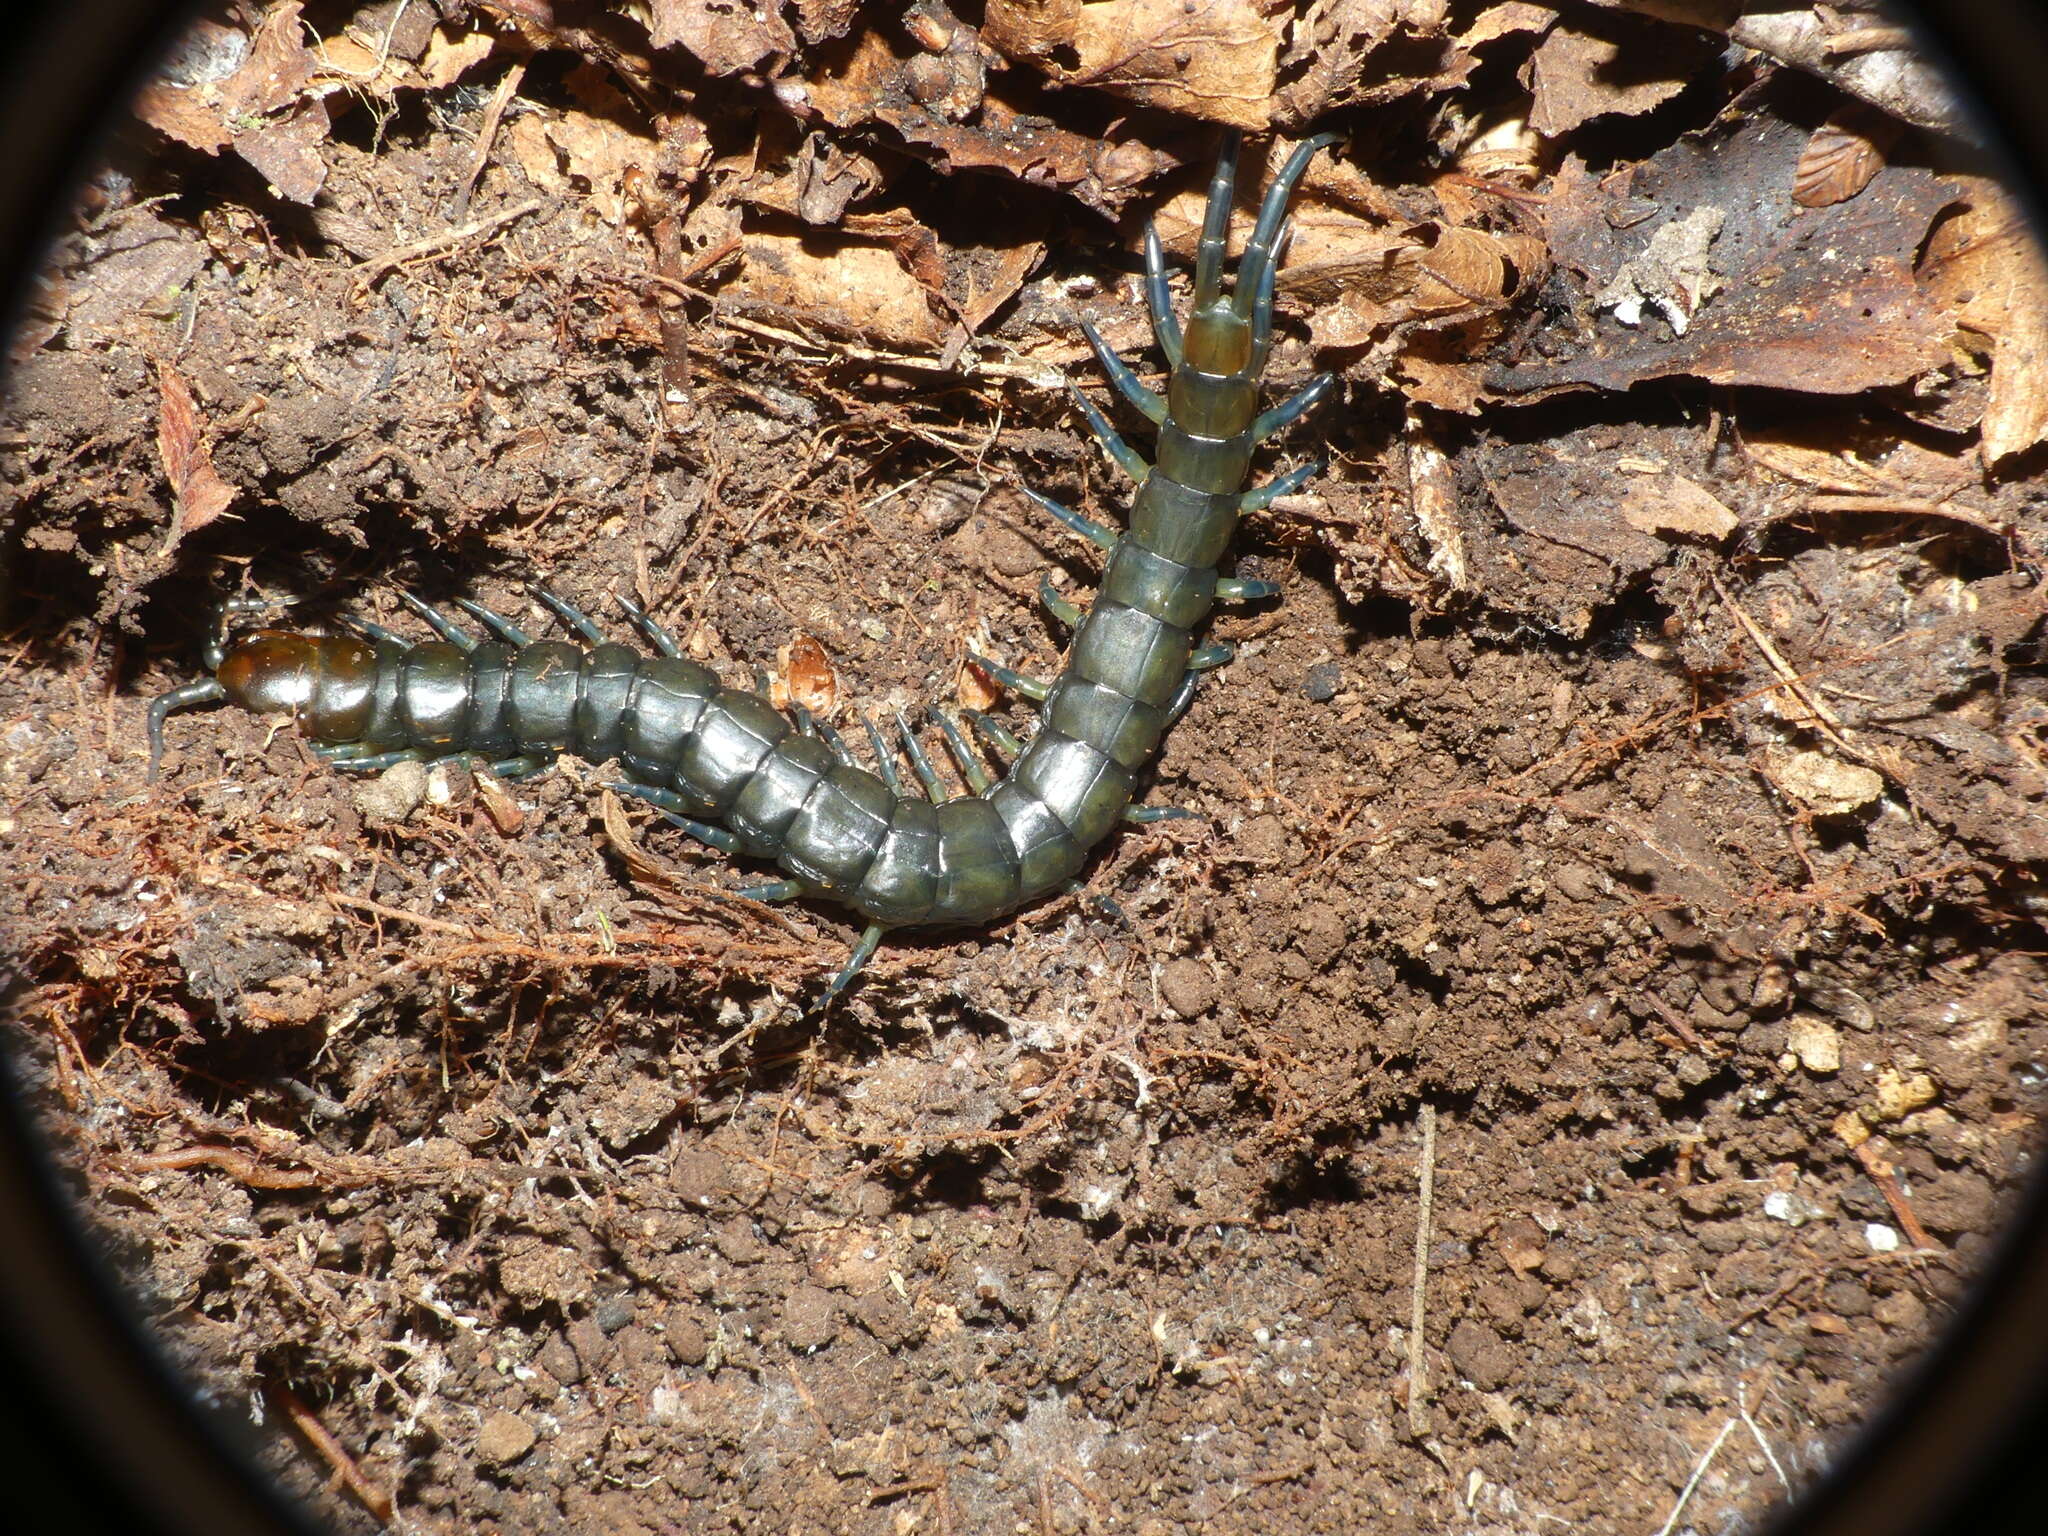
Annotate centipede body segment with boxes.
[148,130,1341,1002]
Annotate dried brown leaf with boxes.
[1619,473,1738,542]
[155,363,235,557]
[232,96,333,205]
[730,233,945,350]
[647,0,797,76]
[1793,107,1900,208]
[1068,0,1281,130]
[132,81,233,153]
[421,27,498,89]
[1523,18,1706,138]
[1920,177,2048,467]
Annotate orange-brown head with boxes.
[216,630,379,741]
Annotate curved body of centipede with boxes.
[148,130,1339,1001]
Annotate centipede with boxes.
[147,130,1340,1002]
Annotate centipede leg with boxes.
[818,922,886,1009]
[1123,803,1199,824]
[606,780,743,853]
[1240,459,1322,513]
[615,592,684,658]
[1216,575,1281,602]
[397,591,477,650]
[812,717,860,769]
[1076,314,1166,426]
[324,745,432,773]
[895,711,950,804]
[861,717,907,796]
[1164,671,1201,727]
[965,652,1051,703]
[1025,488,1118,551]
[347,614,411,647]
[1252,373,1335,442]
[529,583,609,645]
[1039,576,1084,630]
[932,709,992,794]
[962,709,1024,762]
[737,880,806,902]
[1065,382,1150,483]
[1143,221,1183,369]
[1188,642,1234,671]
[453,596,534,645]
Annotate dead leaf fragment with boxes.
[1769,749,1885,817]
[772,636,839,717]
[1619,473,1737,542]
[421,27,498,89]
[647,0,797,76]
[1524,18,1705,138]
[730,233,944,350]
[1793,107,1901,208]
[1921,177,2048,467]
[155,363,236,558]
[989,0,1280,128]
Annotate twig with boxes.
[350,197,546,300]
[1852,1139,1940,1252]
[1708,570,1867,766]
[1738,1385,1791,1493]
[1653,1418,1737,1536]
[1407,1102,1438,1438]
[453,60,527,222]
[273,1381,394,1523]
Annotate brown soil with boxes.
[4,7,2045,1535]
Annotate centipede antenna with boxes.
[145,679,226,778]
[1064,382,1151,484]
[1246,221,1288,369]
[1233,132,1342,322]
[1076,314,1166,425]
[528,583,608,646]
[453,596,533,646]
[1191,129,1242,312]
[397,591,477,650]
[1143,220,1184,368]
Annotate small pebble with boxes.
[475,1410,536,1467]
[1864,1223,1900,1254]
[1303,661,1342,702]
[1157,957,1219,1019]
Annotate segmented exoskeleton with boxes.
[148,130,1339,1001]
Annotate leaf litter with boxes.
[2,3,2046,1533]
